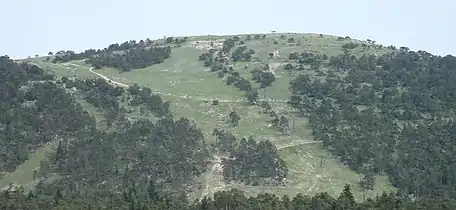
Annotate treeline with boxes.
[231,45,255,62]
[0,56,95,172]
[199,48,258,104]
[251,64,276,88]
[289,48,456,197]
[52,39,156,63]
[52,39,173,72]
[52,49,100,63]
[198,37,279,105]
[198,36,291,136]
[287,51,326,70]
[85,46,171,71]
[3,184,456,209]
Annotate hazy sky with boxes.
[1,0,455,59]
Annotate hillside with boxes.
[2,32,456,209]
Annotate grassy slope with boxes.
[0,142,56,191]
[0,59,160,190]
[0,99,104,191]
[0,57,107,189]
[3,33,395,200]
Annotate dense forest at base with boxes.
[3,185,456,210]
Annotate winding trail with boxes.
[63,62,288,104]
[89,67,129,88]
[276,140,321,150]
[41,60,314,198]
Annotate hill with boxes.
[2,32,456,208]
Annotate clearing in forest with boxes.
[3,33,396,201]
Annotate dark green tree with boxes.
[228,111,241,127]
[245,89,259,105]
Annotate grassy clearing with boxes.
[93,47,245,100]
[75,98,108,129]
[0,142,57,191]
[10,33,396,200]
[278,143,395,199]
[86,35,395,200]
[0,90,110,190]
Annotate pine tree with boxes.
[147,179,160,201]
[200,197,213,210]
[27,190,35,200]
[131,179,137,197]
[54,189,63,205]
[279,116,290,135]
[55,140,67,162]
[338,184,355,208]
[54,140,68,174]
[228,111,241,127]
[245,89,259,105]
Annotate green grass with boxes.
[94,47,244,100]
[8,33,396,200]
[82,34,394,200]
[0,92,111,190]
[0,84,165,191]
[0,142,57,191]
[278,143,395,199]
[75,98,108,129]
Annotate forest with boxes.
[212,129,288,185]
[4,184,456,209]
[1,55,210,203]
[0,56,95,172]
[222,137,288,185]
[288,49,456,197]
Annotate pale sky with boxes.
[1,0,455,59]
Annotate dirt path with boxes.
[29,60,322,198]
[269,62,281,77]
[57,61,314,198]
[88,67,129,88]
[61,63,130,88]
[199,155,226,199]
[276,140,321,150]
[63,62,288,104]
